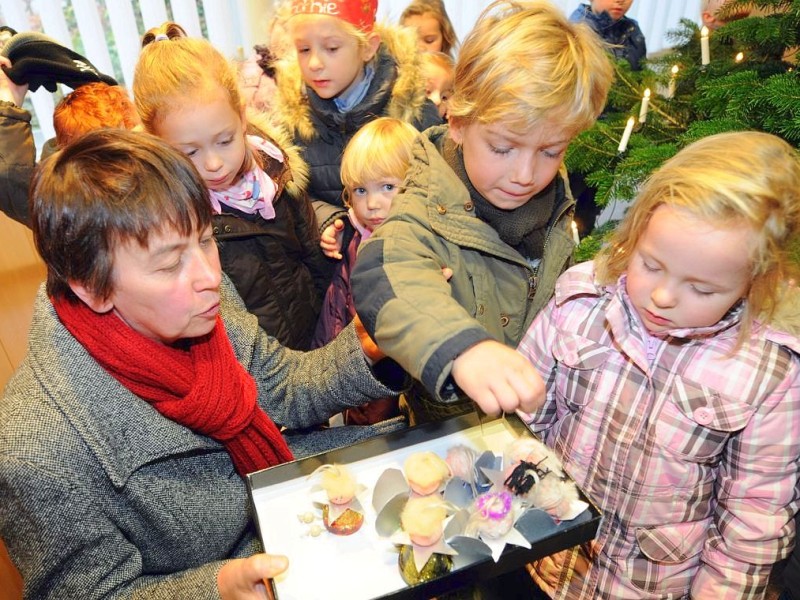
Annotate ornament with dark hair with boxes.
[500,439,586,521]
[504,458,551,496]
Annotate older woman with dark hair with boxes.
[0,129,405,599]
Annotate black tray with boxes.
[247,413,600,600]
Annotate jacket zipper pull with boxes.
[528,272,538,299]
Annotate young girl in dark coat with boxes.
[134,24,328,350]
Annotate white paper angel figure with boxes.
[392,495,458,585]
[308,464,368,535]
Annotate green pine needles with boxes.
[567,0,800,257]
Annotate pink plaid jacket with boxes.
[519,261,800,599]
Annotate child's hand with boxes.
[0,57,28,106]
[353,313,384,364]
[320,219,345,259]
[451,340,545,417]
[217,553,288,599]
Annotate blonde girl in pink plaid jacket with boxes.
[519,131,800,599]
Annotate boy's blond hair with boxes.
[597,131,800,339]
[340,117,418,205]
[448,0,613,136]
[420,51,454,78]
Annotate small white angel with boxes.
[394,495,458,585]
[308,464,368,535]
[403,451,451,496]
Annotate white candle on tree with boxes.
[571,220,580,245]
[639,88,651,123]
[701,26,710,66]
[667,65,679,99]
[618,116,635,153]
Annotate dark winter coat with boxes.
[312,226,362,348]
[216,119,328,350]
[312,225,401,425]
[570,4,647,70]
[273,24,442,233]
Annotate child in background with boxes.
[0,57,135,226]
[351,1,614,422]
[272,0,441,262]
[701,0,752,30]
[237,13,293,116]
[134,24,328,351]
[400,0,458,58]
[420,51,454,120]
[519,131,800,598]
[570,0,646,70]
[314,117,417,425]
[569,1,646,237]
[236,47,279,115]
[52,82,139,148]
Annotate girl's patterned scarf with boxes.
[53,297,294,477]
[208,135,285,220]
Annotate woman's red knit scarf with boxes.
[53,298,293,476]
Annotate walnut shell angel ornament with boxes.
[308,464,369,535]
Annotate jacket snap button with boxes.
[500,315,510,327]
[693,407,714,426]
[437,204,447,215]
[224,225,232,233]
[212,227,220,234]
[463,201,474,212]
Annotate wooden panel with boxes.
[0,345,13,389]
[0,537,22,600]
[0,214,45,392]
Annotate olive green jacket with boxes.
[352,125,576,403]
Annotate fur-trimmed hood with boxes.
[245,108,310,199]
[272,23,432,141]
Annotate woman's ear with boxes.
[68,281,114,314]
[362,32,381,62]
